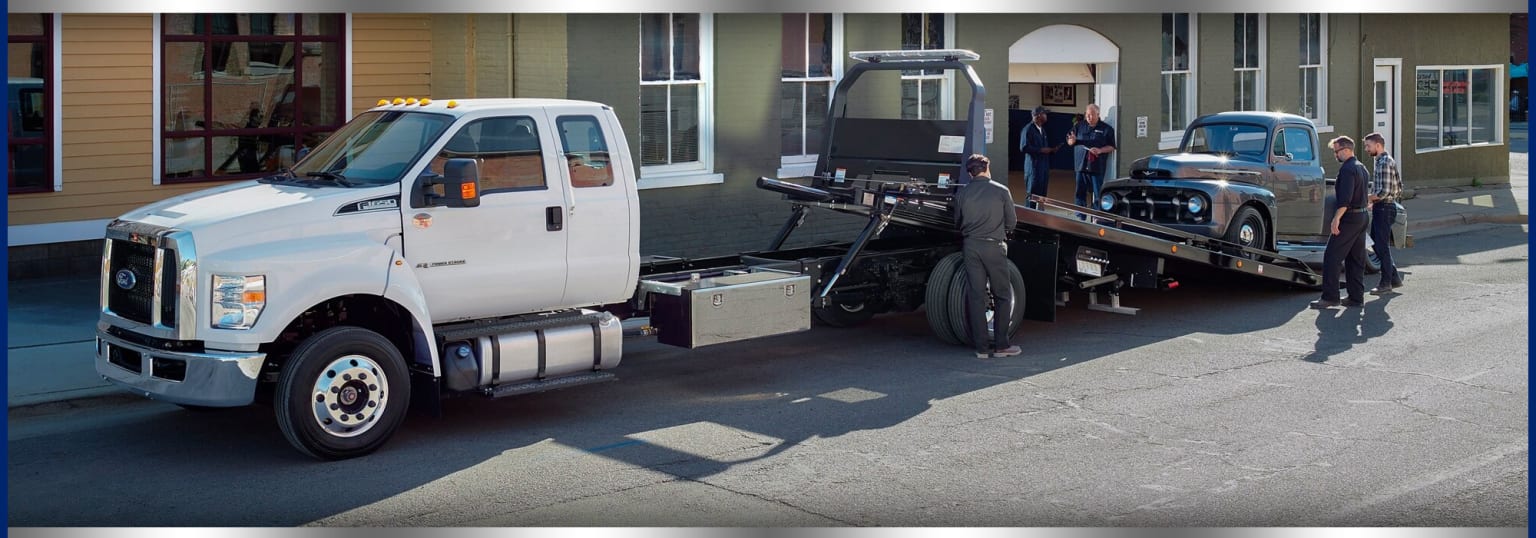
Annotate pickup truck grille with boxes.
[1110,189,1205,225]
[105,239,179,328]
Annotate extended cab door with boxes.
[1270,125,1325,240]
[403,114,569,322]
[542,106,639,307]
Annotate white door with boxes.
[542,107,637,307]
[404,114,569,321]
[1373,62,1400,158]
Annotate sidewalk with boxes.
[7,154,1528,411]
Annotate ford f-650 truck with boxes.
[96,50,1330,460]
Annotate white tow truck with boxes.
[96,51,1324,460]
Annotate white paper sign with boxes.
[1136,116,1148,138]
[984,108,994,144]
[937,135,965,154]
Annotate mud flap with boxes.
[1009,235,1059,323]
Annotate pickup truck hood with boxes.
[1129,153,1266,185]
[120,180,403,250]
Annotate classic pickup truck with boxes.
[1098,111,1405,268]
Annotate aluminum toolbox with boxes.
[642,268,812,349]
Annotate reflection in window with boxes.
[1161,13,1196,133]
[431,116,548,192]
[8,13,53,193]
[161,14,346,183]
[782,14,836,160]
[1233,14,1264,111]
[558,115,615,188]
[1416,67,1501,151]
[639,13,708,170]
[1298,14,1326,122]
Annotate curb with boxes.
[1411,212,1529,233]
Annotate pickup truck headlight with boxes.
[1185,195,1206,214]
[211,275,266,329]
[1099,193,1117,211]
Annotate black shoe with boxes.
[1369,285,1396,296]
[1341,298,1365,307]
[1309,299,1340,309]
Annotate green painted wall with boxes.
[1360,14,1511,186]
[514,14,567,99]
[429,15,516,98]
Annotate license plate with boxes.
[1076,259,1103,277]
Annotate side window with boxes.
[1272,128,1288,157]
[557,115,615,188]
[430,116,547,193]
[1284,128,1316,162]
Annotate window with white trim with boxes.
[1160,13,1198,142]
[639,13,713,180]
[8,13,57,193]
[781,13,841,173]
[1233,13,1265,111]
[899,13,953,120]
[1298,14,1328,124]
[1415,65,1503,151]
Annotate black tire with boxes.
[812,299,877,328]
[1223,206,1268,256]
[275,326,411,460]
[946,259,1027,350]
[925,252,966,345]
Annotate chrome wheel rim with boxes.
[1239,223,1257,245]
[310,354,389,438]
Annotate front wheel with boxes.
[1223,206,1268,256]
[275,326,411,460]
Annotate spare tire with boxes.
[924,252,966,345]
[946,259,1027,350]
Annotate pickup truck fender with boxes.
[381,239,441,377]
[198,237,400,349]
[1211,182,1278,235]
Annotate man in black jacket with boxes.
[953,154,1023,358]
[1312,136,1370,309]
[1020,106,1057,206]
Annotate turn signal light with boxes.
[461,182,477,199]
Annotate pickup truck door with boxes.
[541,106,639,307]
[1270,126,1325,240]
[403,114,569,321]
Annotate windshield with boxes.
[1181,122,1269,162]
[290,111,454,186]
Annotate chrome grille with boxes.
[106,239,161,325]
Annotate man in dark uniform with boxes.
[953,154,1023,358]
[1311,136,1371,309]
[1020,106,1057,206]
[1066,103,1116,212]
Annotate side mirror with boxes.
[421,158,481,208]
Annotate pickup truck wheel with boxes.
[813,300,877,328]
[1224,206,1268,257]
[925,253,966,345]
[1363,234,1383,274]
[275,326,411,460]
[946,259,1026,350]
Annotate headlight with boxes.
[1099,193,1117,211]
[1186,195,1205,214]
[211,275,266,329]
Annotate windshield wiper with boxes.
[305,171,357,187]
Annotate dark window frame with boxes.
[8,14,54,194]
[160,14,347,184]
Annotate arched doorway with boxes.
[1006,25,1119,204]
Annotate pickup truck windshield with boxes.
[290,111,454,186]
[1181,123,1269,163]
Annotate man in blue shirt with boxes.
[1019,106,1058,207]
[1066,103,1116,214]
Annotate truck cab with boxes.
[96,98,638,459]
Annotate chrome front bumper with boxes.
[95,324,266,407]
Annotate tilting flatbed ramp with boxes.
[758,176,1322,289]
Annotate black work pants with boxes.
[1321,212,1369,302]
[963,238,1013,352]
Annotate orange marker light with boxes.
[1171,245,1179,253]
[419,98,432,106]
[460,183,477,199]
[1098,229,1105,237]
[242,290,266,304]
[1236,260,1244,268]
[446,100,459,109]
[405,97,419,105]
[392,97,406,105]
[377,99,389,106]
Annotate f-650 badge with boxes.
[415,260,466,269]
[335,196,400,215]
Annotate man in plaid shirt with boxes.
[1363,132,1404,294]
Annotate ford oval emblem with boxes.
[114,269,137,290]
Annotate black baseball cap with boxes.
[1032,106,1050,116]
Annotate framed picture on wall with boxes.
[1042,84,1076,107]
[1008,95,1020,109]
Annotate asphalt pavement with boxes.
[6,146,1529,409]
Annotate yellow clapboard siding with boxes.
[63,66,153,81]
[61,140,153,157]
[62,92,153,106]
[58,28,152,42]
[351,38,433,54]
[353,74,431,87]
[353,14,433,29]
[61,54,152,68]
[57,166,154,182]
[62,129,154,144]
[64,103,155,120]
[63,14,152,29]
[40,179,164,196]
[351,62,433,76]
[59,153,155,170]
[63,42,153,56]
[352,50,433,65]
[59,79,153,93]
[62,116,152,131]
[10,189,202,213]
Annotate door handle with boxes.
[546,206,563,231]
